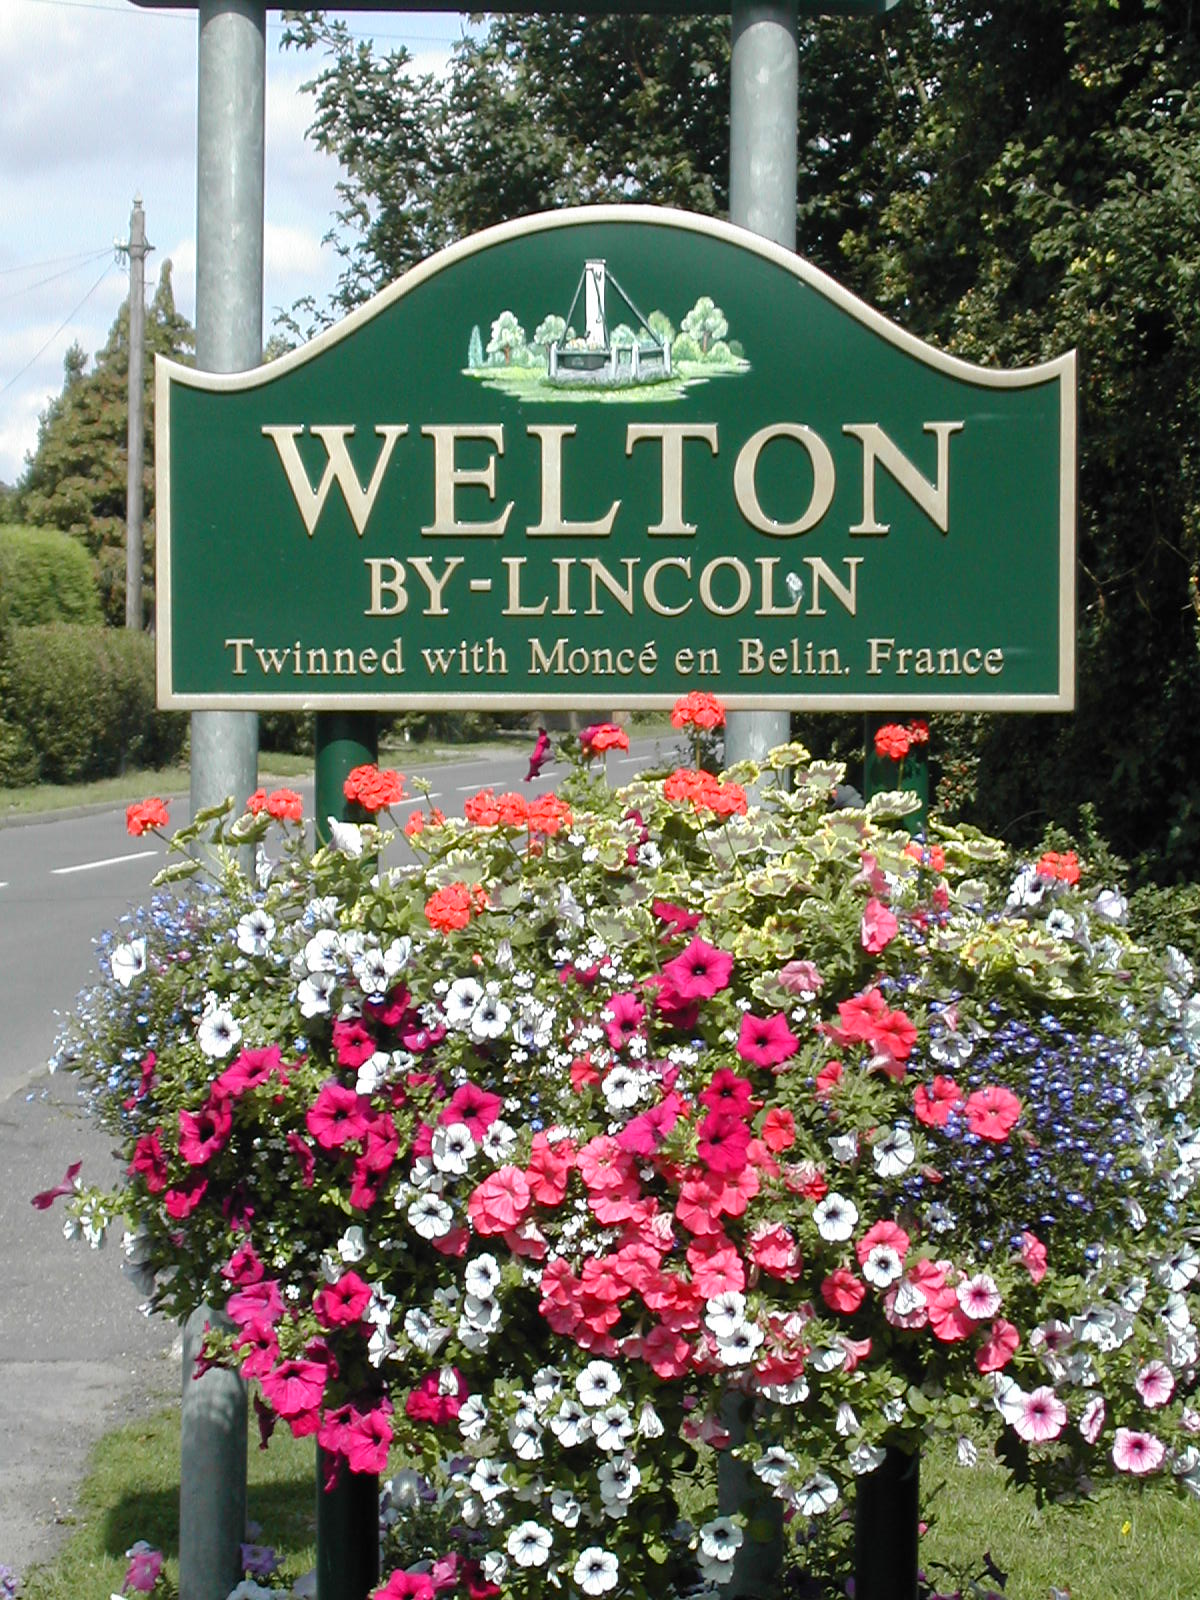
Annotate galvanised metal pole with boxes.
[190,0,262,824]
[179,7,263,1598]
[724,0,798,782]
[123,195,150,630]
[719,15,797,1594]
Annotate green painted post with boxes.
[315,712,379,846]
[314,710,379,1600]
[854,1446,920,1600]
[863,714,929,836]
[317,1448,381,1600]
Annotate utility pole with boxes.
[119,195,152,630]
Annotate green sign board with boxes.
[156,206,1075,712]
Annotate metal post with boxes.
[179,7,264,1597]
[123,195,151,630]
[718,1390,783,1599]
[180,1307,246,1600]
[189,0,263,821]
[854,1446,920,1600]
[724,0,797,775]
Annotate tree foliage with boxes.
[16,262,194,627]
[285,3,1200,879]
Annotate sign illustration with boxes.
[155,206,1075,711]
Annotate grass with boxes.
[20,1407,315,1600]
[16,1411,1200,1600]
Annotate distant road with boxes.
[0,735,675,1104]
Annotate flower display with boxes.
[48,715,1200,1600]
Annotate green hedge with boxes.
[6,624,186,784]
[0,523,101,629]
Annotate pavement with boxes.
[0,1068,178,1582]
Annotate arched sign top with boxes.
[156,206,1075,714]
[131,1,901,14]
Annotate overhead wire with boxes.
[0,248,114,306]
[0,259,117,398]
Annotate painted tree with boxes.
[680,295,728,355]
[486,310,526,366]
[532,314,567,359]
[17,262,194,627]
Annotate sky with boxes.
[0,0,467,487]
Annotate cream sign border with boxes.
[155,205,1076,712]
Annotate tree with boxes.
[17,262,194,626]
[284,3,1200,879]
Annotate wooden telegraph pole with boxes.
[120,195,151,630]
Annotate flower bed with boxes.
[49,715,1200,1600]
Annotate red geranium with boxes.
[671,691,726,730]
[343,764,405,814]
[126,796,169,836]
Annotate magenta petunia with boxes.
[259,1355,329,1420]
[178,1095,233,1166]
[603,990,646,1049]
[695,1111,752,1174]
[661,937,734,1002]
[736,1013,800,1069]
[441,1081,503,1138]
[306,1081,373,1149]
[314,1270,373,1329]
[342,1400,394,1474]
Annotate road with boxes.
[0,733,675,1579]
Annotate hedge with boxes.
[5,624,186,785]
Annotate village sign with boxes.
[156,206,1075,712]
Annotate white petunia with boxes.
[297,971,336,1017]
[847,1444,887,1477]
[573,1548,619,1596]
[550,1489,581,1527]
[507,1419,545,1461]
[597,1457,640,1505]
[715,1322,764,1366]
[752,1446,797,1487]
[813,1192,859,1242]
[956,1436,979,1467]
[506,1522,552,1568]
[197,1003,240,1059]
[470,994,512,1041]
[601,1066,643,1111]
[794,1473,839,1515]
[469,1458,508,1502]
[577,1360,622,1408]
[872,1124,915,1178]
[699,1518,743,1563]
[326,817,364,857]
[236,909,275,957]
[407,1194,453,1240]
[465,1253,502,1299]
[482,1119,518,1161]
[445,977,484,1027]
[828,1131,859,1164]
[431,1122,477,1176]
[337,1225,366,1263]
[862,1245,904,1290]
[550,1399,591,1447]
[304,929,341,972]
[835,1402,859,1437]
[704,1290,748,1339]
[110,938,147,989]
[463,1293,502,1334]
[592,1403,635,1452]
[457,1394,489,1441]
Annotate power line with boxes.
[0,261,116,398]
[0,246,110,278]
[0,248,113,306]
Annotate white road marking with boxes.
[52,848,159,877]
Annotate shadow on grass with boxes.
[98,1473,317,1563]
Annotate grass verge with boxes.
[16,1411,1200,1600]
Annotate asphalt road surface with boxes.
[0,733,676,1580]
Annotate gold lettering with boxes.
[732,423,835,537]
[526,425,619,537]
[262,424,407,538]
[421,425,512,536]
[624,423,718,535]
[844,421,963,536]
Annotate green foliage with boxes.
[486,309,526,365]
[647,309,676,347]
[15,263,194,627]
[258,710,315,758]
[0,522,101,627]
[680,294,728,354]
[0,719,38,787]
[7,624,186,783]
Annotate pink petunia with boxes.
[1112,1427,1165,1475]
[699,1068,755,1117]
[748,1222,803,1281]
[736,1012,800,1069]
[525,1130,575,1205]
[975,1318,1020,1374]
[1012,1386,1067,1443]
[963,1085,1022,1142]
[216,1045,283,1098]
[661,937,735,1001]
[31,1159,83,1210]
[1079,1394,1106,1444]
[441,1082,503,1138]
[405,1367,466,1424]
[374,1571,437,1600]
[313,1270,373,1329]
[128,1129,169,1193]
[306,1081,373,1150]
[122,1544,164,1594]
[342,1400,394,1474]
[1134,1360,1175,1409]
[821,1268,866,1314]
[226,1277,284,1328]
[760,1107,796,1152]
[603,990,646,1048]
[860,897,899,954]
[259,1356,329,1420]
[163,1176,207,1219]
[1019,1230,1048,1283]
[178,1095,233,1166]
[956,1273,1002,1322]
[696,1112,752,1174]
[287,1131,316,1187]
[468,1167,532,1234]
[913,1076,964,1129]
[855,1219,911,1269]
[686,1232,746,1297]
